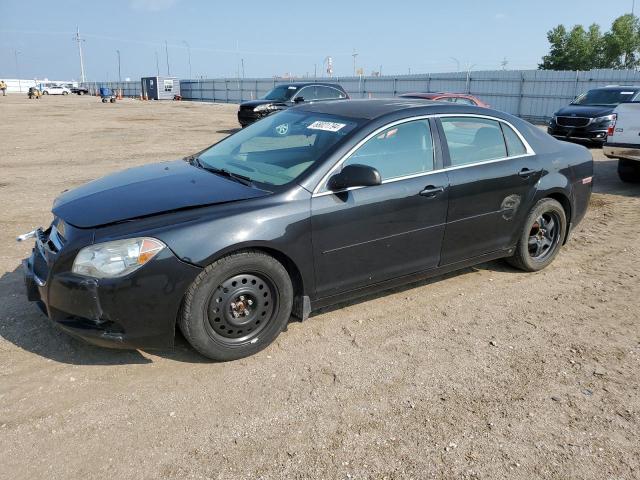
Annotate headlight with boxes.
[593,114,615,124]
[72,237,165,278]
[254,103,277,112]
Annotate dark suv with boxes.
[548,86,640,144]
[237,82,349,127]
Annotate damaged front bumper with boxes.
[22,224,202,350]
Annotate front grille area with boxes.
[556,116,591,128]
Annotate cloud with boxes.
[130,0,178,11]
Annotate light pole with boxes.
[116,49,121,82]
[155,51,160,76]
[14,49,22,93]
[182,41,192,79]
[352,49,358,76]
[165,40,170,76]
[449,57,460,72]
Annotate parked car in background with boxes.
[237,82,349,127]
[547,86,640,144]
[70,85,89,95]
[42,85,70,95]
[22,99,592,361]
[603,102,640,182]
[399,92,489,107]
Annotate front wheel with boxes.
[62,91,68,95]
[179,251,293,361]
[618,159,640,183]
[43,91,49,95]
[507,198,567,272]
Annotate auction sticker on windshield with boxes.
[307,121,347,132]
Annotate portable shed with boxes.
[141,76,180,100]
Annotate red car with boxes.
[399,92,489,107]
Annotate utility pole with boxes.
[182,41,192,79]
[241,58,245,78]
[165,40,170,76]
[450,57,460,72]
[116,50,121,82]
[500,57,508,70]
[14,49,21,93]
[155,51,160,76]
[352,49,358,76]
[74,26,86,82]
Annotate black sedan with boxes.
[238,82,349,127]
[22,100,593,361]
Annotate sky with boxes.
[0,0,635,82]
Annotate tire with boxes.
[179,250,293,361]
[63,91,68,95]
[43,91,49,95]
[101,98,107,103]
[618,159,640,183]
[507,198,567,272]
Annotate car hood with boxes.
[240,99,288,108]
[555,105,615,118]
[53,160,270,228]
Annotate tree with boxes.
[539,14,639,70]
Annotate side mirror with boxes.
[327,164,382,191]
[294,96,305,103]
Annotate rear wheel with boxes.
[618,159,640,183]
[179,251,293,361]
[507,198,566,272]
[43,91,49,95]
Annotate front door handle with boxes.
[518,168,540,178]
[419,185,445,197]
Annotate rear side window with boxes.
[318,86,346,100]
[501,124,527,156]
[455,97,476,105]
[441,117,507,166]
[343,119,434,181]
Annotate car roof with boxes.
[295,98,493,121]
[402,92,471,98]
[591,85,640,91]
[276,81,345,88]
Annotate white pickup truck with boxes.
[604,102,640,182]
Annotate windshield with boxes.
[197,110,360,186]
[262,85,298,102]
[572,88,639,106]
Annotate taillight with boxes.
[607,113,617,136]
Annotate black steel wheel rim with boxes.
[527,211,561,261]
[205,273,277,345]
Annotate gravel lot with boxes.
[1,95,639,480]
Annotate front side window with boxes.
[341,119,434,182]
[295,86,319,102]
[263,85,298,101]
[441,117,507,166]
[198,110,359,186]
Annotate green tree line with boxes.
[540,14,640,70]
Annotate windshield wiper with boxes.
[187,156,254,186]
[205,166,254,186]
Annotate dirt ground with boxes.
[0,94,638,480]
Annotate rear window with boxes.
[441,117,507,166]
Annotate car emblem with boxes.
[275,123,289,135]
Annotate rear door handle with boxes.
[518,168,540,178]
[419,185,445,197]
